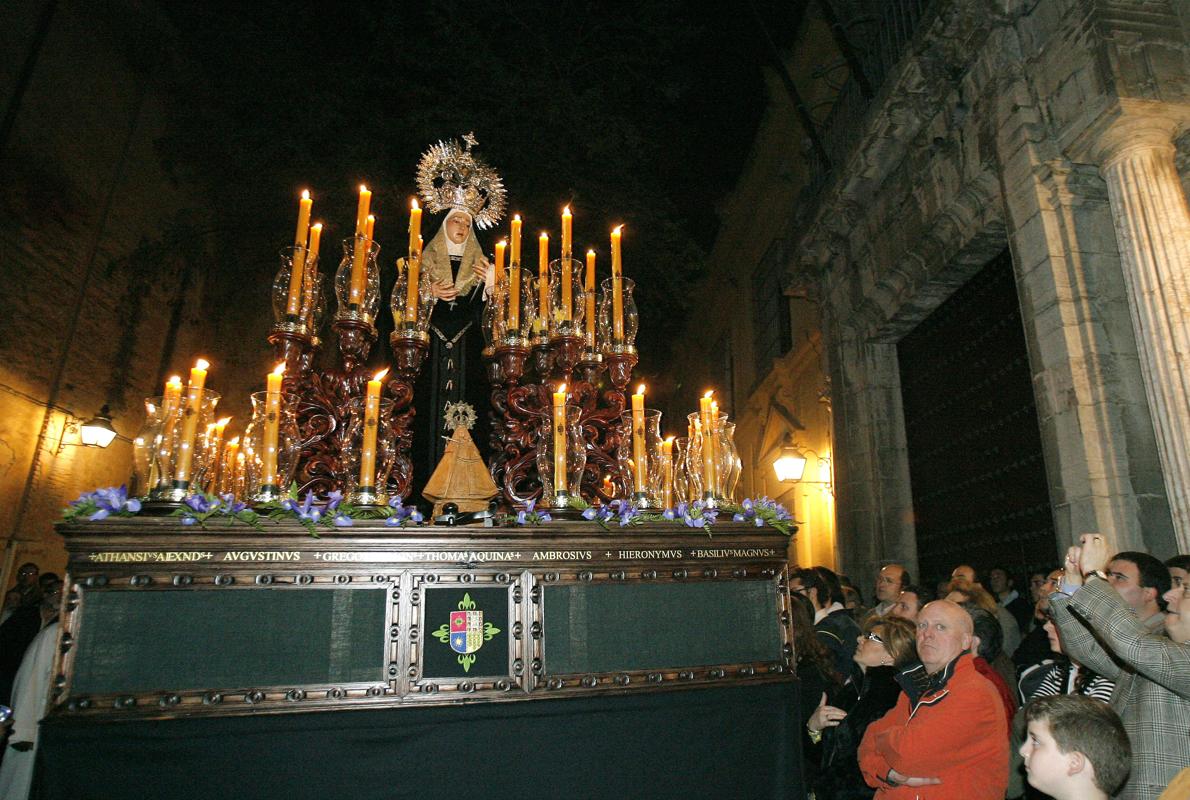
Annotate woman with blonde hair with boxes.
[807,615,918,799]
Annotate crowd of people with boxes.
[793,536,1190,799]
[0,563,63,799]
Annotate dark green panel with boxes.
[421,587,509,679]
[544,581,780,674]
[72,588,387,694]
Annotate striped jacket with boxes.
[1050,578,1190,800]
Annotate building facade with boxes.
[671,0,1190,585]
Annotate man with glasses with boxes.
[865,564,910,623]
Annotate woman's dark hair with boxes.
[790,595,842,684]
[960,603,1003,661]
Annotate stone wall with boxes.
[674,0,1190,587]
[0,1,257,587]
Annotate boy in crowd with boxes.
[1019,694,1130,800]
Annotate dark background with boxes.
[133,0,782,401]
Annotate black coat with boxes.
[810,666,903,799]
[816,607,862,684]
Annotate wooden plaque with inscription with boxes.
[51,518,796,719]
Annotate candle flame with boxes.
[558,384,567,393]
[498,239,507,247]
[613,225,623,235]
[217,417,232,427]
[360,184,369,193]
[300,189,310,200]
[206,423,216,434]
[374,368,390,381]
[587,248,596,256]
[637,384,646,395]
[168,375,182,386]
[411,198,419,210]
[540,232,548,240]
[665,435,675,443]
[514,213,521,221]
[312,221,322,231]
[367,214,376,223]
[195,358,210,371]
[563,206,571,215]
[272,362,286,376]
[703,390,714,399]
[229,436,240,446]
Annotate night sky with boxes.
[140,0,775,397]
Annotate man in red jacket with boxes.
[858,600,1010,798]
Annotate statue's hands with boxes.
[431,279,458,302]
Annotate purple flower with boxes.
[125,498,142,513]
[663,508,676,520]
[326,490,344,512]
[297,492,321,522]
[582,507,598,521]
[333,514,353,527]
[89,508,110,521]
[181,516,196,526]
[410,509,424,523]
[384,515,402,527]
[538,510,553,523]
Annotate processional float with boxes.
[130,135,743,520]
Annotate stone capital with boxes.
[1065,99,1190,167]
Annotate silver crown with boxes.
[415,133,507,230]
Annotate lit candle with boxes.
[223,436,240,495]
[560,208,572,322]
[261,363,284,489]
[404,250,420,326]
[349,185,372,306]
[210,416,231,493]
[508,252,521,334]
[510,214,522,266]
[494,239,507,285]
[162,374,183,418]
[699,390,715,496]
[662,436,675,510]
[365,214,376,247]
[307,222,323,262]
[174,358,210,488]
[152,375,183,489]
[538,232,550,328]
[359,368,389,491]
[408,199,422,259]
[494,240,507,334]
[611,225,624,342]
[632,384,646,495]
[286,189,312,317]
[553,383,568,495]
[561,206,573,260]
[585,249,596,343]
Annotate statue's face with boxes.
[445,212,471,244]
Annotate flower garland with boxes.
[63,486,793,536]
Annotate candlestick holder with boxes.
[576,350,603,385]
[390,262,435,336]
[143,388,222,507]
[547,258,586,340]
[550,334,583,383]
[342,396,397,506]
[599,276,639,356]
[530,334,552,379]
[244,390,301,503]
[385,331,429,501]
[619,409,663,509]
[333,236,381,325]
[488,339,544,507]
[272,245,321,332]
[535,404,587,516]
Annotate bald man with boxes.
[859,601,1009,798]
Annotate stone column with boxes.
[1100,122,1190,553]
